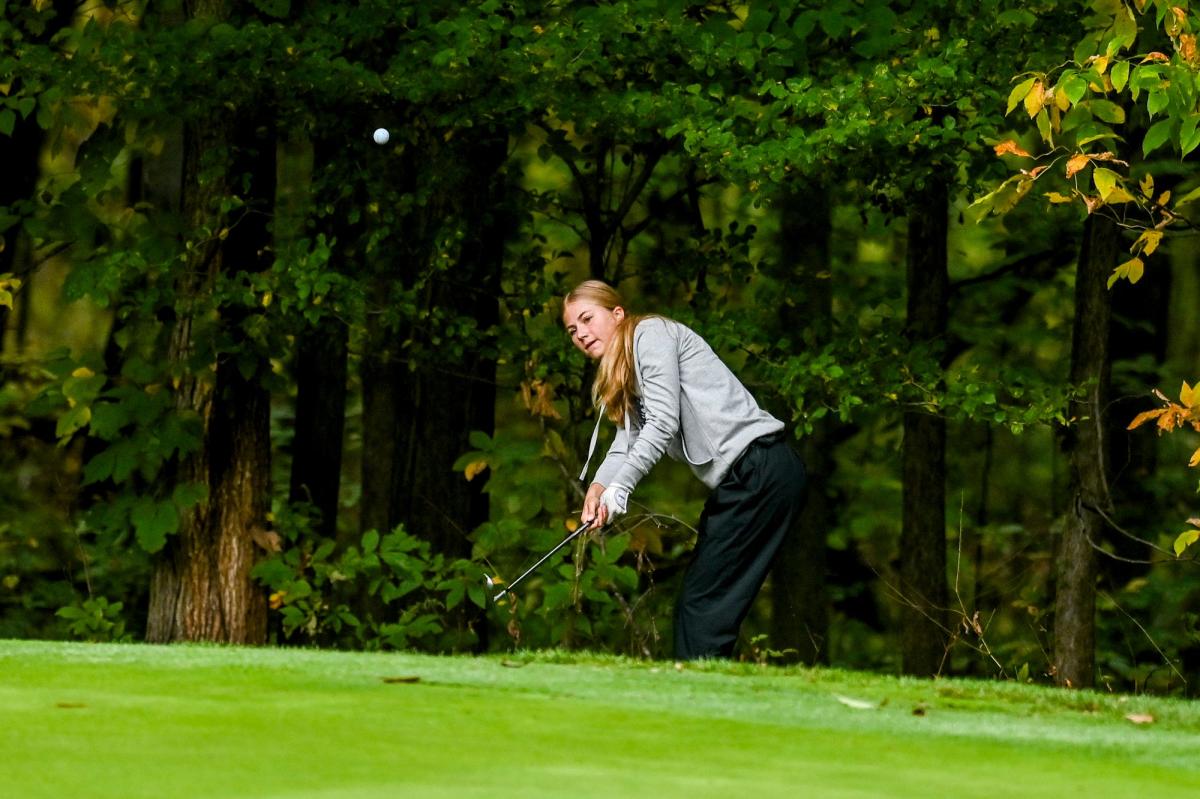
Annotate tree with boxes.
[145,1,279,644]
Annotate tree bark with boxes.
[769,186,832,665]
[1054,214,1119,688]
[900,179,950,676]
[360,295,402,536]
[390,135,507,557]
[290,319,349,539]
[146,22,275,641]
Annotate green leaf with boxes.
[1111,61,1130,93]
[1061,74,1089,105]
[1142,118,1174,157]
[1147,90,1169,118]
[83,447,117,485]
[1036,108,1052,145]
[1174,530,1200,557]
[1088,100,1125,124]
[362,529,380,553]
[1007,77,1037,115]
[1093,168,1121,200]
[0,109,15,137]
[56,405,91,439]
[172,482,208,511]
[1181,114,1200,158]
[131,499,180,553]
[88,402,129,440]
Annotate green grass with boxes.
[3,640,1199,798]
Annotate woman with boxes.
[563,280,807,660]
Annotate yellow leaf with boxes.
[1046,192,1075,203]
[1156,190,1171,207]
[1024,80,1045,118]
[1066,154,1090,178]
[261,291,273,308]
[994,139,1032,158]
[464,460,488,481]
[1093,167,1122,200]
[1105,187,1137,204]
[1134,230,1163,257]
[1093,55,1109,75]
[565,518,580,532]
[1127,257,1144,283]
[1174,530,1200,556]
[1127,408,1166,430]
[1189,446,1200,467]
[1055,88,1071,112]
[1181,381,1195,408]
[1140,173,1155,199]
[71,367,95,379]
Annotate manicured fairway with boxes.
[3,640,1199,798]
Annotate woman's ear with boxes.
[612,305,626,321]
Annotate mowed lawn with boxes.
[3,640,1199,798]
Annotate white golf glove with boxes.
[598,484,630,524]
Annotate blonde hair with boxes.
[563,280,653,425]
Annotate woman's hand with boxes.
[582,482,608,528]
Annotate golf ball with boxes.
[373,128,390,145]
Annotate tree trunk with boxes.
[0,0,76,363]
[391,135,507,557]
[289,320,349,540]
[360,291,403,536]
[900,180,950,676]
[1054,214,1119,688]
[769,186,832,665]
[146,43,275,642]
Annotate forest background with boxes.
[3,0,1200,695]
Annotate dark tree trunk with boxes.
[289,319,349,539]
[146,56,275,643]
[0,0,76,362]
[769,186,832,665]
[1054,214,1119,688]
[287,135,355,541]
[390,135,507,556]
[359,296,402,536]
[900,180,950,676]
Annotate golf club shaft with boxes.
[494,520,593,602]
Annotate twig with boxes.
[1100,589,1187,688]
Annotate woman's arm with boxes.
[608,320,682,491]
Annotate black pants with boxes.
[673,435,807,660]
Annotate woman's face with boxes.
[563,299,625,360]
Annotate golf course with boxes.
[4,640,1199,798]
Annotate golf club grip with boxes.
[494,519,593,601]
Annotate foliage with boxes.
[55,596,132,643]
[1128,380,1200,556]
[982,0,1200,285]
[252,518,484,652]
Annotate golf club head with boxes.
[484,574,509,605]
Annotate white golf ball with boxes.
[373,128,390,145]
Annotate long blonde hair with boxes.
[563,280,652,425]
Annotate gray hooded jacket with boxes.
[584,317,783,492]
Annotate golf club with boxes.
[486,519,595,603]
